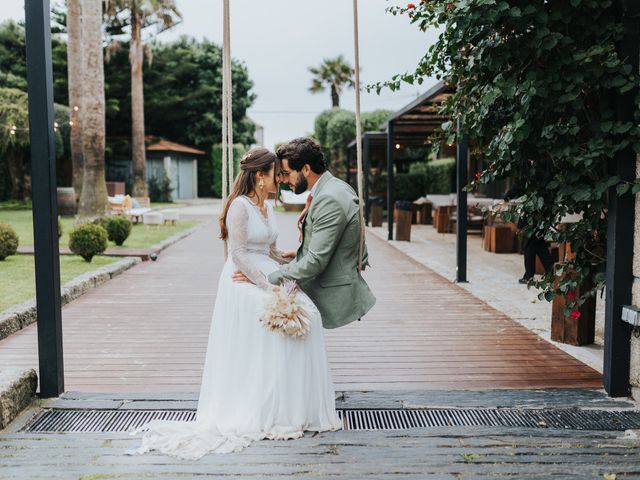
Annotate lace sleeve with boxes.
[269,243,292,265]
[227,199,270,289]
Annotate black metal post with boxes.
[25,0,64,397]
[386,122,395,240]
[363,133,371,225]
[456,119,468,283]
[603,0,638,397]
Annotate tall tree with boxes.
[66,0,84,200]
[104,0,181,198]
[309,55,355,108]
[0,88,30,200]
[78,0,108,219]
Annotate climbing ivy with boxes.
[374,0,640,313]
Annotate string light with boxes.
[2,118,76,134]
[73,106,79,112]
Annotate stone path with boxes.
[1,390,639,479]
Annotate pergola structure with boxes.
[346,81,471,281]
[22,0,638,399]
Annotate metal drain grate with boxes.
[23,408,640,434]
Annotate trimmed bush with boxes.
[105,216,132,246]
[69,223,108,262]
[0,222,19,260]
[58,217,63,239]
[409,157,456,194]
[148,175,173,203]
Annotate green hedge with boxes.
[410,157,456,195]
[372,158,456,201]
[209,144,247,198]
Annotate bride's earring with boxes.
[259,179,265,190]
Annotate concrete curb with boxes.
[0,368,37,430]
[0,257,141,342]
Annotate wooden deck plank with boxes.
[0,214,602,392]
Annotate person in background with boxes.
[503,186,555,284]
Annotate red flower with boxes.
[567,290,576,301]
[447,2,454,10]
[570,309,581,320]
[474,172,481,181]
[407,3,416,8]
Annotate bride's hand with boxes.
[232,271,253,284]
[282,250,297,259]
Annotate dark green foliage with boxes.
[105,216,132,246]
[148,175,173,203]
[378,0,640,308]
[209,144,247,198]
[361,109,393,132]
[0,222,18,260]
[0,21,257,199]
[57,217,63,239]
[410,158,456,194]
[393,173,426,201]
[104,37,256,164]
[69,224,108,262]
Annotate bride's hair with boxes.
[219,147,279,240]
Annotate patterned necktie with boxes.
[297,194,313,242]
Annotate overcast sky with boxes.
[2,0,439,149]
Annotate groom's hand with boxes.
[232,271,253,284]
[282,250,297,259]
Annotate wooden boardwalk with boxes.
[0,213,601,392]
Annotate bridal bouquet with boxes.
[260,279,311,338]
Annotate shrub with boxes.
[148,174,173,203]
[423,157,456,194]
[69,223,108,262]
[0,222,19,260]
[105,216,132,246]
[373,158,456,201]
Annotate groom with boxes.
[234,137,376,329]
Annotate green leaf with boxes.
[616,183,630,195]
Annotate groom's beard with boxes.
[293,175,308,195]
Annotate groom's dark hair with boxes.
[276,137,326,174]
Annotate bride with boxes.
[131,147,342,459]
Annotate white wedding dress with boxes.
[131,195,342,459]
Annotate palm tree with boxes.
[77,0,108,220]
[66,0,84,201]
[105,0,181,199]
[309,56,355,108]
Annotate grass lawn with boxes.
[0,255,117,313]
[0,210,198,249]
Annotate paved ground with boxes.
[0,207,601,392]
[1,390,639,479]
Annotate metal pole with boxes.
[346,147,351,186]
[386,122,395,240]
[603,0,638,397]
[363,133,371,225]
[456,119,468,283]
[25,0,64,397]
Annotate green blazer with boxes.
[268,172,376,329]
